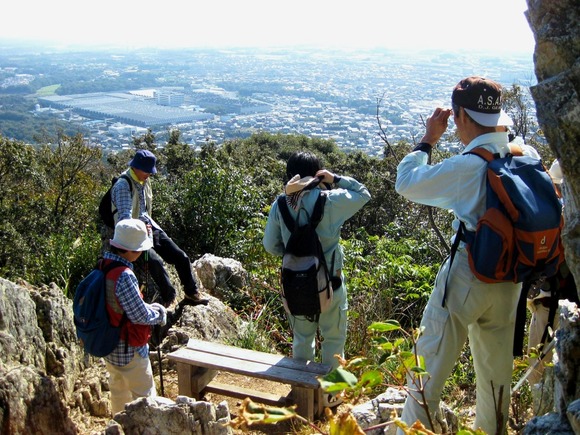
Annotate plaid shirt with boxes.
[103,251,164,366]
[111,169,159,228]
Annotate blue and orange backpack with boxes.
[455,144,564,284]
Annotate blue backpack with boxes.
[454,144,564,284]
[73,260,128,357]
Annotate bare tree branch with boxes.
[376,94,450,254]
[376,93,396,157]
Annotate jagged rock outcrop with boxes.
[527,0,580,295]
[105,396,232,435]
[524,302,580,434]
[194,254,249,302]
[553,303,580,426]
[525,0,580,433]
[0,254,246,434]
[0,279,79,434]
[351,388,458,435]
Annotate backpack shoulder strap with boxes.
[466,144,524,161]
[445,148,498,306]
[277,195,295,232]
[464,147,495,162]
[310,191,327,229]
[117,173,134,195]
[99,259,128,277]
[277,191,327,232]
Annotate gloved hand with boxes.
[150,302,167,326]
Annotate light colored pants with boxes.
[106,353,157,415]
[398,248,521,435]
[526,300,557,386]
[288,280,348,370]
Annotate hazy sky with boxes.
[3,0,534,53]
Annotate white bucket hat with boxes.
[110,219,153,251]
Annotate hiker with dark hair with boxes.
[263,151,370,405]
[394,77,543,434]
[111,149,208,307]
[103,219,167,415]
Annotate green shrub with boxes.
[38,227,102,296]
[342,226,439,358]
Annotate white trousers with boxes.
[289,280,348,370]
[526,301,557,386]
[106,353,157,415]
[398,248,521,435]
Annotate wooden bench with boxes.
[167,338,332,420]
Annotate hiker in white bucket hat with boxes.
[103,218,167,414]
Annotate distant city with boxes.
[0,45,536,157]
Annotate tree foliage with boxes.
[0,130,449,364]
[37,133,103,230]
[0,133,105,287]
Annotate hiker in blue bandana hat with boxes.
[111,149,209,307]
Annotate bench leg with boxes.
[175,363,216,399]
[192,368,217,399]
[291,386,322,421]
[313,387,324,418]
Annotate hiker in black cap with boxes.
[395,76,542,435]
[110,149,208,307]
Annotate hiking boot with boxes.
[183,293,209,306]
[160,296,176,308]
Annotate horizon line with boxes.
[0,39,534,57]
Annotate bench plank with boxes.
[169,347,321,389]
[186,338,331,376]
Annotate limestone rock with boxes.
[525,2,580,430]
[0,364,77,434]
[0,278,47,370]
[566,399,580,434]
[352,387,457,435]
[527,0,580,293]
[524,412,573,435]
[524,300,580,433]
[194,253,249,301]
[530,366,555,416]
[0,256,248,434]
[109,396,233,435]
[0,277,81,434]
[553,301,580,417]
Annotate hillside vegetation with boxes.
[0,128,449,344]
[0,129,543,427]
